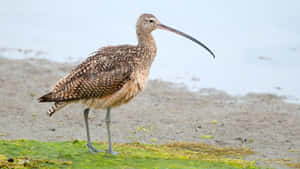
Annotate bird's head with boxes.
[136,14,160,34]
[136,13,215,58]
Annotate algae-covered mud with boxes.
[0,140,258,169]
[0,57,299,169]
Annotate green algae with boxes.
[259,158,300,169]
[0,139,260,169]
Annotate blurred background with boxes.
[0,0,299,102]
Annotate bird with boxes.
[38,13,215,154]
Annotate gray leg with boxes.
[105,107,117,155]
[83,108,103,153]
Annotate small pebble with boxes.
[49,128,56,132]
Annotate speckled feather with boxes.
[50,46,135,101]
[39,44,156,115]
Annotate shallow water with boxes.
[1,0,300,103]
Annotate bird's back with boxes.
[39,44,156,115]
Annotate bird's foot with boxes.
[86,143,103,153]
[105,149,118,155]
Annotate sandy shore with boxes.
[0,57,299,168]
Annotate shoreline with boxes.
[1,47,299,104]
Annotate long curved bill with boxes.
[158,23,215,58]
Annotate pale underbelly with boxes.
[81,78,147,109]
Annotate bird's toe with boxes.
[87,143,103,153]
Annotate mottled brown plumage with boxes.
[38,13,215,154]
[39,43,156,115]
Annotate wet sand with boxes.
[0,57,299,168]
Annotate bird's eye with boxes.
[149,19,154,23]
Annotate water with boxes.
[1,0,300,103]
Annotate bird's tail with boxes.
[47,102,68,117]
[39,92,68,116]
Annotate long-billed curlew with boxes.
[38,13,215,154]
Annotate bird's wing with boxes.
[39,46,135,102]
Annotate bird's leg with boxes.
[105,107,117,155]
[83,108,103,153]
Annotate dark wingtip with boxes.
[38,92,53,102]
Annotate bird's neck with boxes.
[136,32,157,70]
[137,32,157,50]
